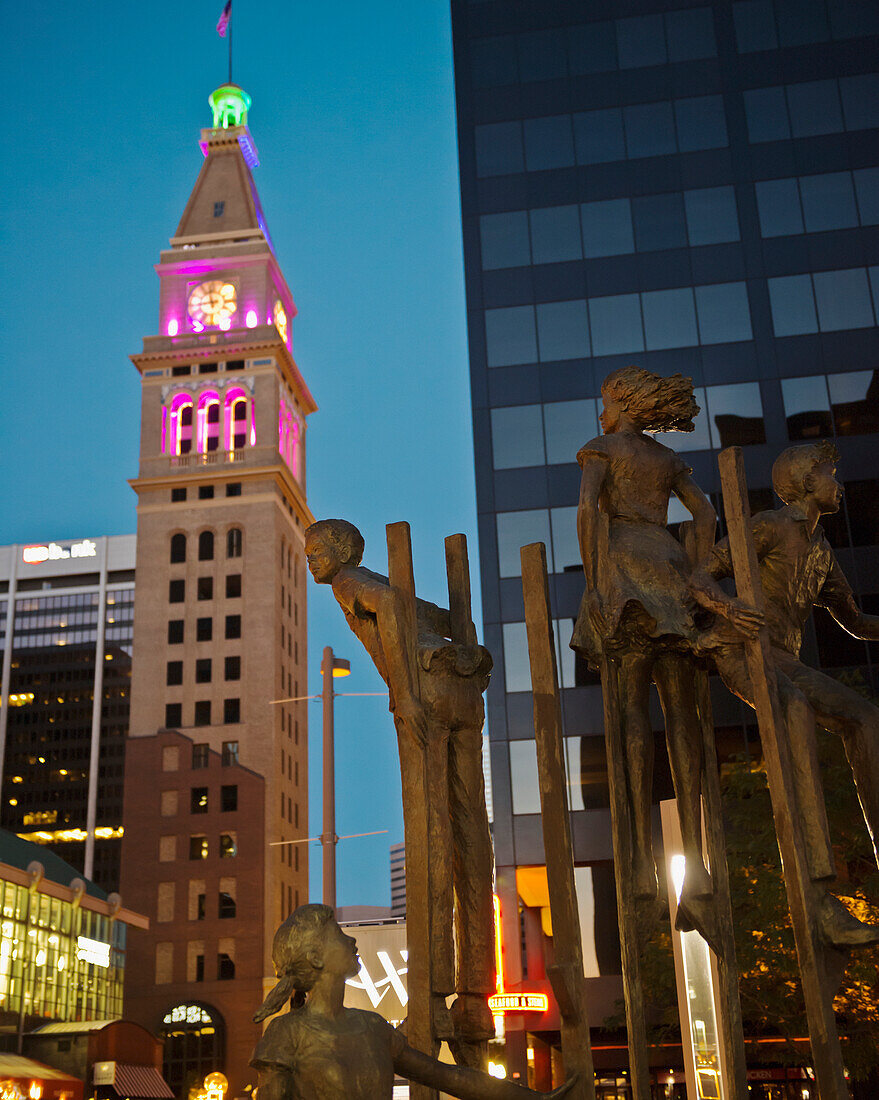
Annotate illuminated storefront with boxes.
[0,831,146,1030]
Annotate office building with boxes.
[451,0,879,1087]
[0,537,136,893]
[389,842,406,917]
[120,84,315,1097]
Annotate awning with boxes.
[102,1066,173,1099]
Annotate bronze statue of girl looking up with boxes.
[251,904,576,1100]
[572,366,759,935]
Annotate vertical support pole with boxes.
[599,653,653,1100]
[718,447,848,1100]
[520,542,596,1100]
[386,522,436,1100]
[0,546,19,796]
[321,646,337,910]
[693,673,749,1100]
[444,534,478,647]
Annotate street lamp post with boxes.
[320,646,350,909]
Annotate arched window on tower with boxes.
[198,392,221,454]
[227,528,242,559]
[170,534,187,564]
[169,395,194,456]
[159,1003,225,1100]
[199,531,215,561]
[225,388,248,454]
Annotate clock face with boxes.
[273,298,288,342]
[188,280,237,328]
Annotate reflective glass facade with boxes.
[0,539,136,892]
[0,874,125,1024]
[452,0,879,1075]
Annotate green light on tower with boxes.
[209,85,251,129]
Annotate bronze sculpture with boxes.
[571,366,760,935]
[692,440,879,947]
[251,905,576,1100]
[304,519,495,1064]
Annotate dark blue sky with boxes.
[3,1,480,907]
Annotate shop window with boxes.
[581,198,634,258]
[197,577,213,601]
[543,400,597,465]
[530,206,581,265]
[536,300,589,361]
[191,787,208,814]
[781,376,833,440]
[828,370,879,436]
[485,306,537,368]
[475,121,524,178]
[159,1003,225,1100]
[170,534,187,564]
[480,211,530,270]
[198,531,214,561]
[195,659,212,684]
[167,661,183,687]
[169,579,185,603]
[523,115,575,171]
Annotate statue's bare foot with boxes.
[633,853,658,900]
[818,894,879,950]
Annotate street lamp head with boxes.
[320,657,351,678]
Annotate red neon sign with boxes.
[489,894,549,1015]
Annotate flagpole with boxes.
[228,4,232,84]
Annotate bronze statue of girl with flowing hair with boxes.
[572,366,759,934]
[251,904,576,1100]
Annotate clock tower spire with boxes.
[121,86,315,1096]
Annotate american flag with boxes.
[216,0,231,37]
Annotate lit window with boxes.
[189,836,208,860]
[198,392,221,454]
[220,833,237,858]
[169,396,194,456]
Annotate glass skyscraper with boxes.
[451,0,879,1087]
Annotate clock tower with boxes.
[120,85,315,1095]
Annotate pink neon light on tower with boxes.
[225,388,248,452]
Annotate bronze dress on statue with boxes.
[571,431,706,666]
